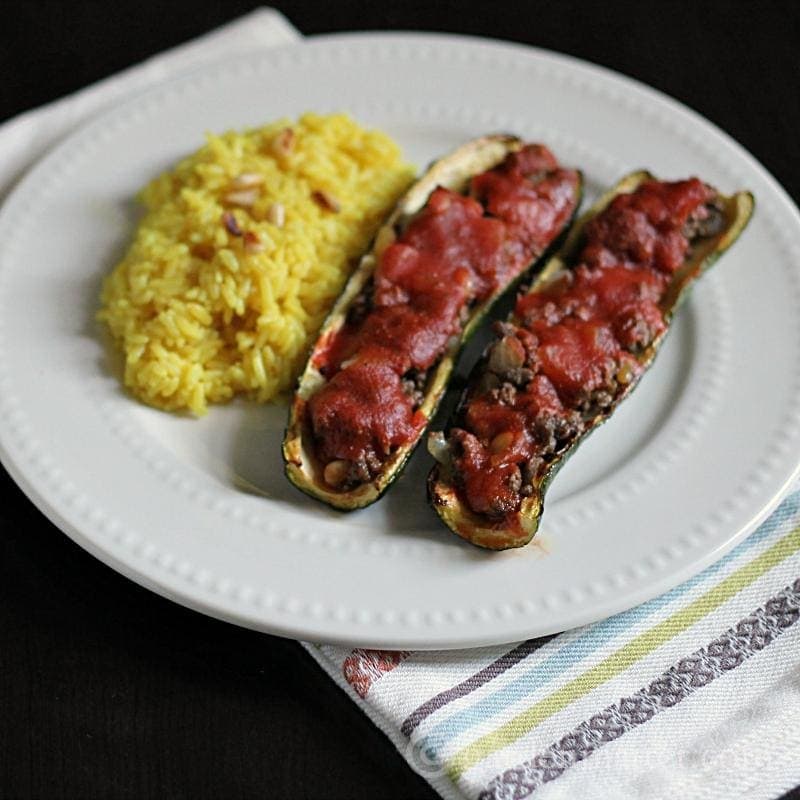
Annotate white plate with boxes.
[1,33,799,649]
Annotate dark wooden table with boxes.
[3,2,799,798]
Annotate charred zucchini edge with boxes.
[428,172,755,549]
[282,136,582,510]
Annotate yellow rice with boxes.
[98,112,414,415]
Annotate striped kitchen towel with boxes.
[304,490,800,800]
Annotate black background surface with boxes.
[2,2,800,799]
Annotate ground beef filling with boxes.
[449,178,724,519]
[308,144,580,490]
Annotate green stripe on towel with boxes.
[448,524,800,779]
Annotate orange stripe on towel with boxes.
[343,649,411,698]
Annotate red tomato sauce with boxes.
[450,178,717,520]
[308,145,581,484]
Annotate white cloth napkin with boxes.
[3,11,799,800]
[307,492,800,800]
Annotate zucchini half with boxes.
[283,135,583,510]
[428,171,755,549]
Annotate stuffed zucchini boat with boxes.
[427,171,754,549]
[283,136,582,509]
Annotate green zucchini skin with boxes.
[282,136,583,510]
[428,172,755,549]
